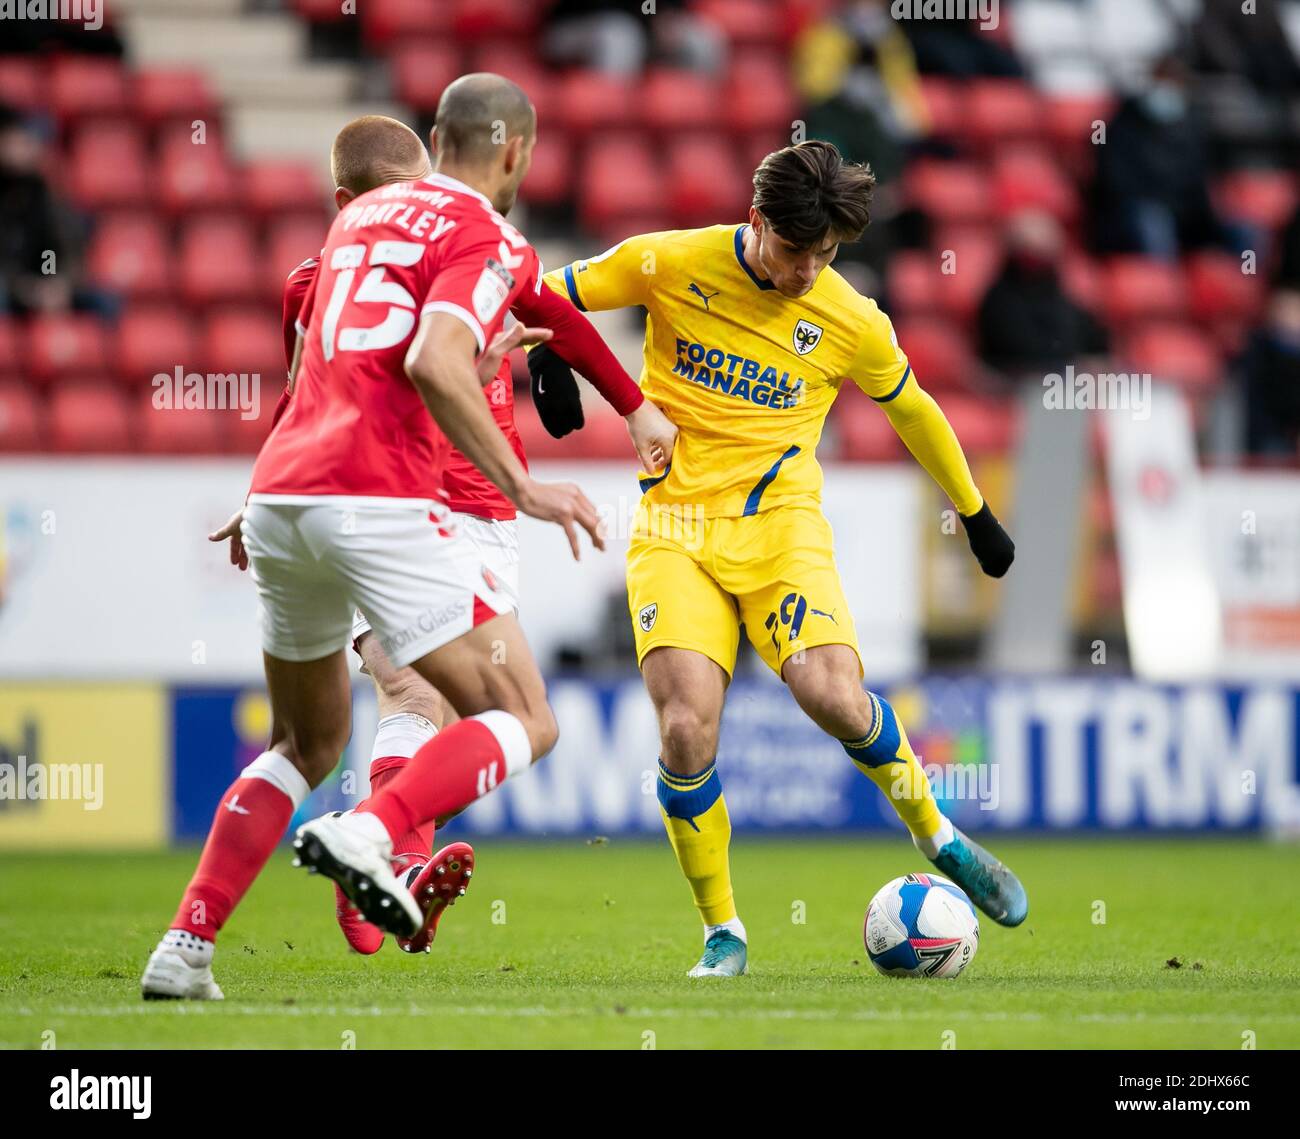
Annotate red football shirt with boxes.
[251,174,541,505]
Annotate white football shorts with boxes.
[242,500,514,670]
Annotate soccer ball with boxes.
[864,873,980,978]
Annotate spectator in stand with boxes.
[978,209,1109,381]
[893,8,1023,78]
[544,0,725,78]
[1242,289,1300,457]
[1192,0,1300,96]
[1091,55,1238,260]
[0,103,77,315]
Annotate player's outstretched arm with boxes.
[870,372,1014,577]
[406,312,604,559]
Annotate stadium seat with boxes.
[991,147,1080,224]
[919,77,963,141]
[157,128,237,214]
[1213,169,1299,231]
[514,400,631,460]
[887,250,941,317]
[834,397,904,462]
[0,55,44,111]
[1061,250,1103,314]
[67,123,151,210]
[452,0,538,39]
[904,160,993,226]
[967,80,1044,151]
[1122,322,1223,396]
[696,0,787,46]
[579,136,663,237]
[0,381,42,451]
[390,41,460,112]
[86,212,173,300]
[179,215,260,306]
[922,226,1004,321]
[47,378,132,452]
[0,317,22,378]
[724,50,797,134]
[48,56,128,121]
[225,396,280,455]
[667,137,750,227]
[115,307,198,387]
[1186,250,1265,324]
[201,309,288,380]
[1044,94,1114,179]
[136,391,227,454]
[133,68,219,129]
[1102,257,1188,326]
[555,72,636,135]
[361,0,454,47]
[291,0,351,22]
[641,69,724,133]
[517,129,573,207]
[891,316,978,392]
[26,314,110,383]
[935,393,1018,456]
[244,159,328,218]
[266,213,327,301]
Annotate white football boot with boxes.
[292,811,422,938]
[141,929,224,1000]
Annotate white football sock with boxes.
[913,816,956,860]
[705,917,747,944]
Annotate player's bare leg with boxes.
[330,632,449,954]
[782,644,1027,926]
[295,612,556,942]
[143,651,369,999]
[641,647,747,977]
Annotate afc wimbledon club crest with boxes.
[793,318,823,356]
[639,603,658,632]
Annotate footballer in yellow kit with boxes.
[536,140,1028,977]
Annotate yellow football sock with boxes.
[657,759,737,926]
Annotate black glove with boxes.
[960,502,1015,578]
[527,343,585,438]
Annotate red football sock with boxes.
[359,757,434,869]
[171,755,307,942]
[361,712,529,841]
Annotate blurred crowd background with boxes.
[1,0,1299,670]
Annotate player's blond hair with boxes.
[330,115,430,195]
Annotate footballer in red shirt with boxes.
[143,80,677,999]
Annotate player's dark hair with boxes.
[435,73,535,163]
[752,140,875,249]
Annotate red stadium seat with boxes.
[1045,95,1114,177]
[0,382,42,451]
[179,215,259,306]
[696,0,787,46]
[244,159,328,218]
[390,41,460,112]
[225,395,280,455]
[937,393,1018,456]
[201,309,287,380]
[0,55,44,112]
[1213,170,1298,231]
[1186,250,1265,323]
[452,0,538,39]
[966,80,1044,151]
[667,137,750,227]
[555,72,636,135]
[1061,249,1103,314]
[67,122,151,209]
[923,226,1004,321]
[157,128,237,214]
[891,316,977,392]
[266,213,326,300]
[834,396,904,461]
[1123,322,1223,396]
[133,68,219,129]
[115,307,198,387]
[517,129,573,207]
[991,146,1080,225]
[887,250,942,317]
[361,0,454,46]
[641,69,723,133]
[86,212,173,300]
[724,50,797,134]
[27,314,110,383]
[904,160,993,225]
[48,378,131,452]
[579,136,663,236]
[0,317,21,378]
[919,77,963,141]
[291,0,351,22]
[1102,257,1189,326]
[137,391,227,454]
[48,56,128,121]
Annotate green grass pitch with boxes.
[2,837,1298,1049]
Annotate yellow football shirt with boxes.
[545,224,914,518]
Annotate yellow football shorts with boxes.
[625,500,861,678]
